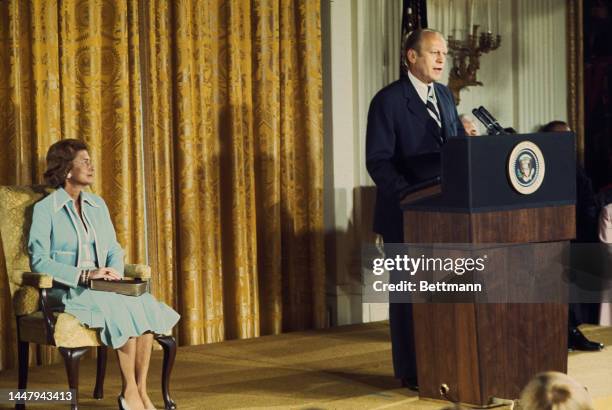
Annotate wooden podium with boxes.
[401,133,576,406]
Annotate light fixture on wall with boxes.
[446,0,501,105]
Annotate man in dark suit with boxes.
[365,28,465,390]
[540,120,604,352]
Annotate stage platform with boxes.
[0,321,611,409]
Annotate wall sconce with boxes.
[448,25,501,105]
[445,0,502,105]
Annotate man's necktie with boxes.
[426,85,441,128]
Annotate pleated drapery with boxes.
[0,0,145,369]
[0,0,324,371]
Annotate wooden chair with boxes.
[0,186,177,410]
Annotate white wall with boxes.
[323,0,403,326]
[428,0,568,133]
[323,0,568,326]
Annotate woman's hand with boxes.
[89,267,121,281]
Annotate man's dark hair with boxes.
[44,139,89,188]
[539,120,570,133]
[401,28,444,73]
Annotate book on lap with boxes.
[89,279,147,296]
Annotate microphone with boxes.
[477,106,506,134]
[471,108,498,135]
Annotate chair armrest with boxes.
[12,271,53,319]
[12,271,53,288]
[13,286,41,316]
[124,264,151,280]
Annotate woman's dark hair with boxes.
[43,139,89,188]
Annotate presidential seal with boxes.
[508,141,545,194]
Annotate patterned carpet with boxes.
[0,321,610,409]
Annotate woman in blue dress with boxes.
[28,139,180,410]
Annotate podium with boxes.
[401,133,576,405]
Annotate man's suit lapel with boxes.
[402,77,428,126]
[402,78,444,146]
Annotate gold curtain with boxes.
[143,0,325,344]
[0,0,145,370]
[0,0,324,370]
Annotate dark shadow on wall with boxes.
[324,186,380,327]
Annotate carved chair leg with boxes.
[15,340,29,410]
[59,347,88,410]
[155,335,177,410]
[93,345,107,399]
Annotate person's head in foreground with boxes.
[403,28,448,83]
[539,120,571,133]
[519,371,593,410]
[460,114,479,136]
